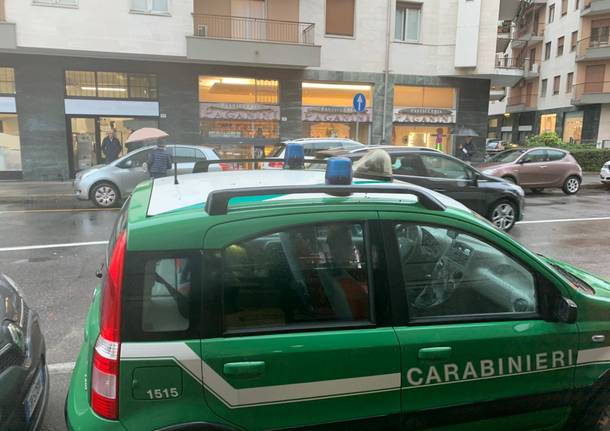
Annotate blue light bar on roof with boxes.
[325,157,353,185]
[284,143,305,170]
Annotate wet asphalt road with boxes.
[0,189,609,430]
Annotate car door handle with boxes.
[223,361,266,377]
[540,165,548,168]
[418,347,453,360]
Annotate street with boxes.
[1,189,610,430]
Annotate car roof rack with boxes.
[193,159,328,173]
[205,184,446,216]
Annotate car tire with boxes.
[531,188,544,194]
[580,386,610,431]
[488,199,517,232]
[562,176,581,195]
[502,176,517,185]
[90,182,120,208]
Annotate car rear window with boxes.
[122,252,201,341]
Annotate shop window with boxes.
[325,0,355,37]
[131,0,169,14]
[540,113,557,134]
[489,118,499,128]
[395,2,421,42]
[65,70,158,99]
[302,82,372,107]
[541,79,548,97]
[0,67,15,95]
[553,76,561,95]
[0,113,21,172]
[571,31,578,52]
[557,36,564,56]
[563,111,583,143]
[393,86,455,109]
[199,76,278,105]
[566,72,574,93]
[97,72,129,99]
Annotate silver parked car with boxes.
[74,145,220,207]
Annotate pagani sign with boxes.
[302,106,373,123]
[394,107,456,124]
[200,103,280,121]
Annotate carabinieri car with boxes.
[67,149,610,431]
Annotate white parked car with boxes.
[74,145,221,208]
[601,161,610,187]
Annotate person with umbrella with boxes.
[125,128,173,178]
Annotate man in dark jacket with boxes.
[147,142,172,179]
[101,130,122,163]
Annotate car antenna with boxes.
[173,144,179,185]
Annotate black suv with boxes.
[320,146,525,231]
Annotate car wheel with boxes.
[489,200,517,232]
[502,176,517,185]
[531,188,544,194]
[562,176,581,195]
[581,388,610,431]
[91,182,120,208]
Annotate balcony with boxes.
[582,0,610,16]
[511,23,545,49]
[573,81,610,104]
[523,59,541,79]
[576,36,610,61]
[506,93,537,113]
[497,21,513,53]
[0,0,16,50]
[490,86,507,101]
[186,14,321,68]
[490,57,525,86]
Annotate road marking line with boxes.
[0,208,118,214]
[0,240,108,252]
[48,361,76,374]
[517,216,610,225]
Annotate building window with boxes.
[545,42,552,60]
[575,0,580,10]
[131,0,169,14]
[561,0,568,16]
[563,111,583,143]
[325,0,355,37]
[489,118,499,128]
[395,2,421,42]
[548,4,555,22]
[557,36,564,56]
[0,67,15,95]
[541,79,548,97]
[392,85,456,153]
[302,82,373,144]
[553,76,561,95]
[0,113,21,173]
[566,72,574,93]
[199,76,280,158]
[571,31,578,52]
[33,0,78,7]
[65,70,158,99]
[540,113,557,134]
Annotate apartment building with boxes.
[0,0,518,180]
[490,0,610,145]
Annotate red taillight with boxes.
[269,161,284,168]
[219,163,232,171]
[91,230,125,420]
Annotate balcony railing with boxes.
[495,57,525,70]
[514,22,545,40]
[507,93,537,108]
[573,81,610,100]
[192,14,315,45]
[576,35,610,57]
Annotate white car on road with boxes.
[601,161,610,187]
[74,145,221,207]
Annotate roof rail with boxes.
[205,184,446,216]
[193,158,328,173]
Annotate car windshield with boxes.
[271,144,286,157]
[489,149,524,163]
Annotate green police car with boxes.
[67,150,610,431]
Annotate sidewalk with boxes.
[0,173,606,207]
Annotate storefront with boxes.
[563,111,583,143]
[302,82,373,144]
[199,76,280,158]
[64,70,160,176]
[392,85,456,153]
[539,113,557,135]
[0,67,20,179]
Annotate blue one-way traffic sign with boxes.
[353,93,367,113]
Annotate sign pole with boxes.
[355,111,360,142]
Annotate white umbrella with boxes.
[126,127,169,144]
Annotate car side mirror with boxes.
[518,158,528,165]
[555,297,578,324]
[472,172,480,186]
[95,263,104,279]
[124,160,133,168]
